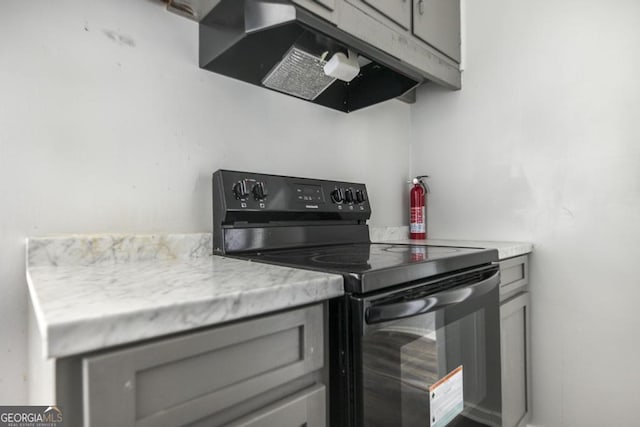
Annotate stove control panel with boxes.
[213,169,371,220]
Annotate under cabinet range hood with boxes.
[198,0,422,113]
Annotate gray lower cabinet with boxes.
[499,256,529,300]
[499,256,531,427]
[225,384,325,427]
[56,304,327,427]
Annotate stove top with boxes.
[235,243,498,294]
[212,170,498,294]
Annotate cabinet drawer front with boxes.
[82,305,324,427]
[499,255,529,300]
[225,384,326,427]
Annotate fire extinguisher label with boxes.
[410,207,426,233]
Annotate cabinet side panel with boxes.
[27,299,55,405]
[500,293,530,427]
[55,358,84,427]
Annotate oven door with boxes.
[351,265,502,427]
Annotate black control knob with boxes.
[232,180,249,199]
[331,188,344,203]
[252,182,267,200]
[344,188,355,204]
[355,189,367,203]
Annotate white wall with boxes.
[411,0,640,425]
[0,0,411,402]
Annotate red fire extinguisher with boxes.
[410,175,429,240]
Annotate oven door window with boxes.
[358,287,501,427]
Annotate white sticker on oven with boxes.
[429,365,464,427]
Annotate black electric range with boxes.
[212,169,502,427]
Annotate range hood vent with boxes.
[199,0,422,113]
[262,46,336,100]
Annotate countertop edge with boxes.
[25,255,51,359]
[43,272,343,359]
[26,233,346,359]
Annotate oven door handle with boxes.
[365,270,500,325]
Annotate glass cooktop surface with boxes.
[240,243,485,275]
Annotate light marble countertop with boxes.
[27,229,531,359]
[370,226,533,260]
[27,234,343,359]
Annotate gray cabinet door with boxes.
[500,292,531,427]
[361,0,412,29]
[499,256,529,301]
[412,0,461,62]
[82,304,324,427]
[226,384,325,427]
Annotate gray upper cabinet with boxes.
[412,0,461,62]
[313,0,335,10]
[335,0,461,88]
[169,0,462,89]
[343,0,461,64]
[361,0,411,29]
[292,0,336,22]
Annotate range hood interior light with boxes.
[323,50,361,83]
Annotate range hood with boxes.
[198,0,422,113]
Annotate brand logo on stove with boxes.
[305,205,319,209]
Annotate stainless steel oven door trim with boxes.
[365,268,500,325]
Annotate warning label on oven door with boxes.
[429,365,464,427]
